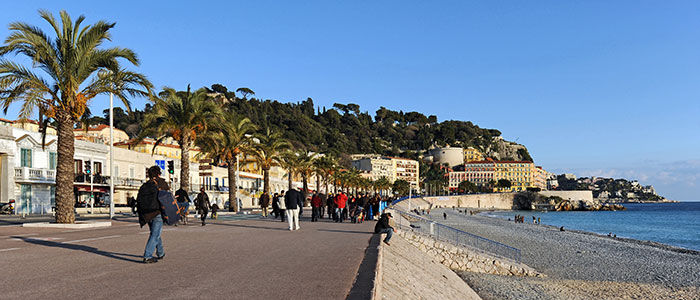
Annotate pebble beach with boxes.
[431,208,700,300]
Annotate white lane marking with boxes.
[1,233,38,239]
[0,248,20,252]
[63,235,121,244]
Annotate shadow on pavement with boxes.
[13,236,143,263]
[317,229,373,235]
[211,223,289,231]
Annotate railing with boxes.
[392,209,522,263]
[14,167,56,182]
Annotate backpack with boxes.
[158,191,182,225]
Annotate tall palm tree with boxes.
[142,86,221,192]
[279,151,301,191]
[252,128,290,195]
[197,112,256,212]
[296,150,316,204]
[0,10,152,223]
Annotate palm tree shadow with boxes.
[15,236,143,263]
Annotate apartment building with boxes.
[352,155,419,189]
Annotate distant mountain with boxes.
[556,175,672,203]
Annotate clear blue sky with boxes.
[2,1,699,200]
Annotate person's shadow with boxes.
[14,236,143,263]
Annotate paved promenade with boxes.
[1,212,375,300]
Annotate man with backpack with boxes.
[137,166,168,264]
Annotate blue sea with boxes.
[484,202,700,251]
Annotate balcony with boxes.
[14,167,56,183]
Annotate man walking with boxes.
[175,187,190,225]
[334,190,348,223]
[311,192,322,222]
[195,187,210,226]
[137,166,167,263]
[285,187,303,230]
[260,191,270,217]
[374,212,396,246]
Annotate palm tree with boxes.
[297,150,316,204]
[142,86,221,192]
[279,151,301,191]
[0,10,152,223]
[252,128,290,195]
[197,112,256,212]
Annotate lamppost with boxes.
[109,90,114,219]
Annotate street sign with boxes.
[156,159,165,170]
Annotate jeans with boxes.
[311,207,320,222]
[144,215,164,259]
[286,208,300,230]
[201,210,208,224]
[378,228,393,243]
[335,208,344,222]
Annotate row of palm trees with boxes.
[0,10,397,223]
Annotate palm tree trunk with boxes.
[180,136,190,191]
[264,168,271,194]
[316,173,320,194]
[55,115,75,223]
[302,173,308,205]
[287,170,293,191]
[228,161,237,212]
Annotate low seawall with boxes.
[420,193,516,210]
[397,230,541,277]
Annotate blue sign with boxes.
[155,159,165,170]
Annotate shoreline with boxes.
[430,207,700,300]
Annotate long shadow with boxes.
[14,236,143,263]
[211,223,289,231]
[317,229,373,235]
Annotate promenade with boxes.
[1,212,375,300]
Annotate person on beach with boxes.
[537,217,541,224]
[175,187,190,225]
[285,187,303,230]
[443,212,447,220]
[260,191,270,217]
[137,166,167,264]
[195,187,210,226]
[374,212,396,246]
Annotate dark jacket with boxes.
[284,189,303,210]
[374,214,393,233]
[196,192,210,211]
[175,188,190,203]
[260,193,270,207]
[137,180,161,227]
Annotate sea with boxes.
[483,201,700,251]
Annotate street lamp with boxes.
[109,90,114,219]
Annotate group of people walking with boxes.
[136,166,397,264]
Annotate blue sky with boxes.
[1,1,699,200]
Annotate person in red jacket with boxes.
[334,191,348,223]
[311,192,322,222]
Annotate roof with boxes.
[114,138,202,151]
[73,124,111,132]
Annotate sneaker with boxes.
[289,228,294,231]
[295,227,301,231]
[157,254,165,260]
[143,258,158,264]
[383,240,391,246]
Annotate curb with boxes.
[22,221,112,229]
[347,233,382,300]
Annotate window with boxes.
[49,152,57,170]
[129,166,135,178]
[20,148,32,167]
[75,160,82,174]
[94,162,103,175]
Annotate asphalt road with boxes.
[1,212,375,300]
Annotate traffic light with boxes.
[167,160,174,174]
[85,162,91,175]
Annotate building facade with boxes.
[463,147,484,163]
[352,155,420,189]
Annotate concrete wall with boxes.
[397,230,541,277]
[539,190,593,202]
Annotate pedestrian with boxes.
[537,217,541,225]
[285,187,303,231]
[319,192,327,219]
[137,166,167,264]
[311,192,322,222]
[443,212,447,220]
[175,187,190,225]
[374,212,396,246]
[260,191,270,217]
[195,187,210,226]
[272,192,280,218]
[278,191,287,222]
[327,193,335,220]
[335,190,348,223]
[211,198,219,219]
[127,195,137,216]
[532,216,536,224]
